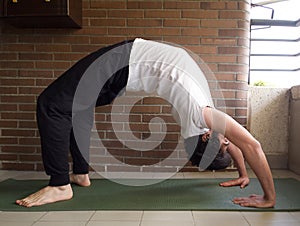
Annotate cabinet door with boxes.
[1,0,82,28]
[4,0,68,17]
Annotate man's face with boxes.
[202,130,230,153]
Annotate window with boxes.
[250,0,300,87]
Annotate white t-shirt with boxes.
[127,38,213,139]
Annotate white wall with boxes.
[289,85,300,174]
[248,86,290,169]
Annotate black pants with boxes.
[37,40,134,186]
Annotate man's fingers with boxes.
[220,179,241,187]
[240,180,248,189]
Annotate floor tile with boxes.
[249,222,300,226]
[193,211,249,226]
[39,211,94,221]
[272,170,297,178]
[0,171,27,182]
[90,211,143,221]
[33,222,86,226]
[0,211,46,221]
[87,221,140,226]
[142,211,193,222]
[214,171,237,178]
[0,222,33,226]
[141,221,194,226]
[242,212,298,224]
[12,171,49,180]
[290,211,300,221]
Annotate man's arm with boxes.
[219,143,250,188]
[203,107,276,208]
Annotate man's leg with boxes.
[16,88,74,207]
[69,106,94,187]
[16,39,134,207]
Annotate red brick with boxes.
[237,73,249,82]
[200,2,226,10]
[201,38,237,46]
[1,163,35,171]
[19,154,42,162]
[219,64,248,74]
[0,61,34,69]
[2,44,34,52]
[0,137,18,144]
[0,154,18,161]
[52,36,90,44]
[128,19,162,27]
[1,96,35,103]
[19,87,44,95]
[145,10,180,18]
[73,28,108,36]
[36,78,54,87]
[90,18,126,26]
[164,1,200,9]
[19,53,52,61]
[163,36,200,45]
[0,70,18,77]
[1,146,35,154]
[124,158,160,166]
[0,53,18,60]
[19,121,37,129]
[144,28,181,36]
[219,29,249,38]
[182,28,218,37]
[218,46,248,55]
[164,19,200,27]
[1,112,35,120]
[0,87,17,94]
[218,81,248,91]
[18,70,53,78]
[0,120,18,128]
[35,61,71,70]
[35,44,71,53]
[108,10,144,18]
[19,35,53,43]
[19,137,41,145]
[128,1,163,9]
[201,19,237,28]
[2,129,35,137]
[90,36,128,44]
[187,45,217,54]
[219,11,245,19]
[83,9,106,17]
[182,10,218,19]
[129,106,161,114]
[90,1,126,9]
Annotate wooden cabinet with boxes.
[0,0,82,28]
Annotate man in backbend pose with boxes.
[16,38,276,208]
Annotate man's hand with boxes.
[233,194,275,208]
[219,177,249,188]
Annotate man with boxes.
[16,38,275,208]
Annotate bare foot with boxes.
[69,173,91,187]
[16,184,73,207]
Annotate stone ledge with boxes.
[291,85,300,100]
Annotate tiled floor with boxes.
[0,169,300,226]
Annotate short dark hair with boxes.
[184,132,232,170]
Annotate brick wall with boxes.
[0,0,251,173]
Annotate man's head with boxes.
[184,131,232,170]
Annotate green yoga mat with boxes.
[0,178,299,211]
